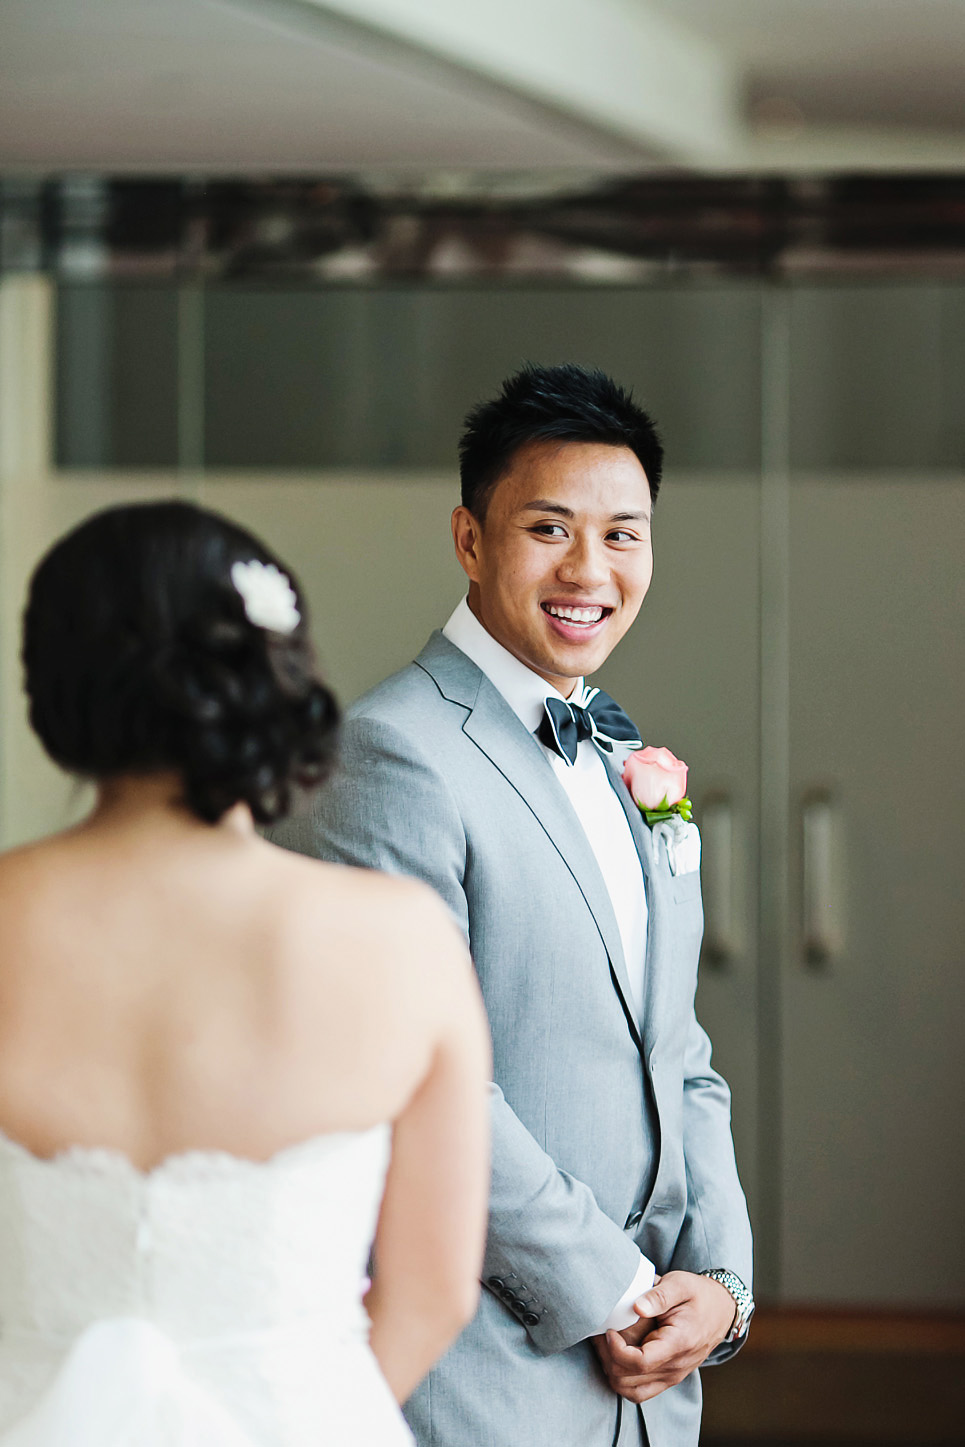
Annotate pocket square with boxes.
[652,818,701,877]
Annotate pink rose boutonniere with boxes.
[622,745,693,827]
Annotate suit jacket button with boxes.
[511,1298,528,1313]
[523,1312,540,1327]
[488,1277,505,1290]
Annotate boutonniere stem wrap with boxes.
[623,746,692,827]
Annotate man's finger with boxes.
[604,1330,646,1370]
[633,1286,667,1319]
[623,1376,678,1405]
[634,1286,679,1318]
[619,1314,653,1348]
[633,1326,683,1374]
[609,1365,679,1401]
[634,1272,692,1319]
[604,1360,653,1392]
[612,1374,651,1395]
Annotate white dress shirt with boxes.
[443,598,656,1333]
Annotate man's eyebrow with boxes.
[520,500,651,524]
[520,500,575,518]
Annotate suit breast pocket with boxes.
[671,870,702,906]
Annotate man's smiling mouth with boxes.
[541,603,613,627]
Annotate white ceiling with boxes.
[1,0,964,174]
[646,0,965,130]
[0,0,634,171]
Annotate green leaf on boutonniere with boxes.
[641,796,693,827]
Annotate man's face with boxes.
[452,440,654,696]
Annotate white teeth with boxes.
[545,604,605,623]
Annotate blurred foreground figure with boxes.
[0,501,490,1445]
[272,365,753,1447]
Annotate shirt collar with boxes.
[442,597,582,734]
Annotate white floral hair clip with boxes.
[230,559,301,635]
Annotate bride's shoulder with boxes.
[0,834,61,875]
[262,859,471,1082]
[0,835,70,913]
[273,852,468,986]
[270,844,446,921]
[0,839,89,967]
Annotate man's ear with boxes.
[451,506,483,582]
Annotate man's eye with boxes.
[608,530,637,543]
[531,524,567,537]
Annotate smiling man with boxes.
[271,364,753,1447]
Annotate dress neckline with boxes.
[0,1120,391,1184]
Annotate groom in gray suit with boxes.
[272,364,752,1446]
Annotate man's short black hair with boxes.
[459,362,663,521]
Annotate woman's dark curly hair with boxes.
[22,500,339,824]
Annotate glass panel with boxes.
[203,288,393,469]
[54,284,179,468]
[201,283,763,471]
[410,285,763,472]
[789,283,946,470]
[940,282,965,469]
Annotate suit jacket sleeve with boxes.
[669,1011,754,1363]
[268,712,644,1355]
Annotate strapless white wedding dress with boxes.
[0,1123,413,1444]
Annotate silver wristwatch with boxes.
[700,1268,754,1343]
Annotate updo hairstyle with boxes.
[22,500,339,824]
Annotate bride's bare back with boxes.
[0,779,475,1167]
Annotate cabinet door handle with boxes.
[802,793,835,965]
[701,794,735,966]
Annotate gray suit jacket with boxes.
[270,633,752,1447]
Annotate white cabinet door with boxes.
[782,479,965,1305]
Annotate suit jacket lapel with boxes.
[416,634,643,1051]
[602,752,671,1059]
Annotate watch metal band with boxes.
[700,1267,754,1343]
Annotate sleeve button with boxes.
[523,1312,540,1327]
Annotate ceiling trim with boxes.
[281,0,744,162]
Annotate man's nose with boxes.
[557,536,608,588]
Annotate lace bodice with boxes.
[0,1124,412,1444]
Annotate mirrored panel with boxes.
[55,284,179,468]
